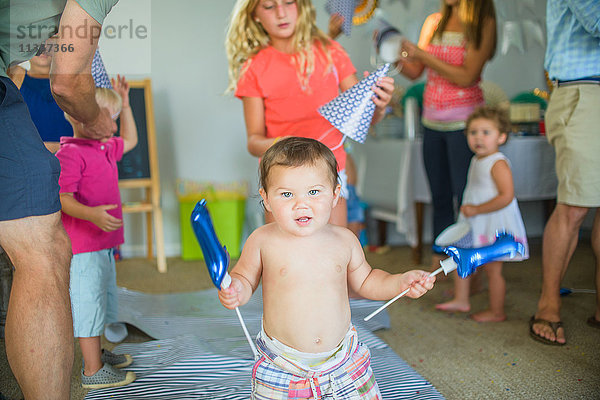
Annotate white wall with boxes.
[99,0,550,257]
[101,1,258,257]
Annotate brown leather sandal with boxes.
[587,316,600,329]
[529,316,566,346]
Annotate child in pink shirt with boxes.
[56,75,137,389]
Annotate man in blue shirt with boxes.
[0,0,118,397]
[530,0,600,346]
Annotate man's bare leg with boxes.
[0,212,73,399]
[532,203,588,344]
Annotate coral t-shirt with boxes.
[235,40,356,171]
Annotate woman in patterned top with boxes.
[397,0,497,270]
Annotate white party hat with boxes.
[318,63,390,143]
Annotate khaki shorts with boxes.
[546,84,600,207]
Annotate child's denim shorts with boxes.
[69,248,118,337]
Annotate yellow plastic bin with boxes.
[178,181,247,261]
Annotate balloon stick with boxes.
[220,273,258,358]
[363,258,456,322]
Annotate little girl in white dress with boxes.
[435,106,528,322]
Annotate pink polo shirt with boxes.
[56,136,124,255]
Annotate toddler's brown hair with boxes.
[466,105,511,142]
[260,137,338,192]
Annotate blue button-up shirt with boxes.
[545,0,600,81]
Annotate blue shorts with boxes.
[0,77,61,221]
[70,249,118,338]
[346,184,365,223]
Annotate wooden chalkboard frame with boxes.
[118,79,166,272]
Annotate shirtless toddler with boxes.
[219,137,435,399]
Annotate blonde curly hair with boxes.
[225,0,332,93]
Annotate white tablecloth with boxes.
[353,136,557,247]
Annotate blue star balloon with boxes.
[190,200,230,289]
[92,49,112,89]
[190,200,258,358]
[443,232,526,279]
[364,232,526,322]
[318,63,390,143]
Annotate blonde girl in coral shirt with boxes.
[226,0,394,226]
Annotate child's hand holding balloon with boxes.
[218,276,244,310]
[401,271,436,299]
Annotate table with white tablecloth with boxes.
[353,136,557,261]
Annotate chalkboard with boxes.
[117,85,151,179]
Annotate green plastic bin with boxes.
[179,195,245,261]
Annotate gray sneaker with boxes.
[101,349,133,368]
[81,363,135,389]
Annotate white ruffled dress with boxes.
[457,152,529,261]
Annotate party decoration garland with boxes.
[353,0,378,25]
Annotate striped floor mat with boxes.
[84,288,443,399]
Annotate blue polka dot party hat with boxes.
[92,49,112,89]
[318,63,390,143]
[325,0,357,36]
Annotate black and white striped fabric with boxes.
[84,288,443,399]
